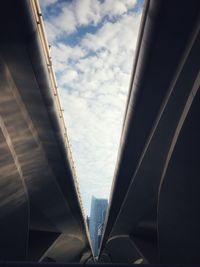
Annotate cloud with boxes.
[39,0,57,9]
[41,0,139,43]
[45,6,77,41]
[51,43,86,72]
[74,0,101,26]
[40,0,143,214]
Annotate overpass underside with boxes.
[0,0,92,263]
[100,0,200,264]
[0,0,200,265]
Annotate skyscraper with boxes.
[89,196,108,257]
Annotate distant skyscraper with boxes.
[89,196,108,257]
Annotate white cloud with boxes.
[41,0,138,42]
[39,0,57,9]
[51,43,86,72]
[82,12,140,54]
[47,5,77,39]
[74,0,101,26]
[59,69,78,85]
[40,0,143,214]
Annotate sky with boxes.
[39,0,144,215]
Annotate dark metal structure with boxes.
[0,0,92,263]
[99,0,200,264]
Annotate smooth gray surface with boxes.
[158,82,200,264]
[0,0,92,262]
[101,0,200,252]
[100,0,200,263]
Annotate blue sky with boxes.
[39,0,144,215]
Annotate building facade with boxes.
[89,196,108,257]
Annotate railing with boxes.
[29,0,86,218]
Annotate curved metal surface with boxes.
[0,0,92,262]
[101,0,200,252]
[100,0,200,263]
[158,76,200,264]
[0,58,30,260]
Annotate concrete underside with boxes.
[0,0,92,263]
[100,0,200,264]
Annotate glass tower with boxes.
[89,196,108,257]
